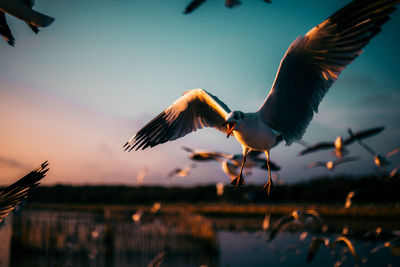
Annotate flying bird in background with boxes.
[299,126,385,158]
[182,0,271,14]
[124,0,400,196]
[167,164,196,178]
[344,190,356,208]
[0,0,54,46]
[348,128,400,170]
[268,210,322,241]
[307,236,358,263]
[0,161,48,223]
[305,156,360,172]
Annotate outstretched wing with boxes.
[306,161,326,169]
[124,89,231,151]
[258,0,399,145]
[298,142,335,156]
[334,156,360,166]
[333,236,359,261]
[344,126,385,145]
[268,213,295,241]
[386,147,400,158]
[183,0,207,14]
[0,12,15,46]
[0,161,48,223]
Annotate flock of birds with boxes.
[261,208,400,265]
[0,0,399,265]
[133,124,398,197]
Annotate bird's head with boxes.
[223,111,245,138]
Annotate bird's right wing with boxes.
[124,89,231,151]
[0,12,15,46]
[258,0,399,145]
[298,142,335,156]
[344,126,385,145]
[0,161,48,223]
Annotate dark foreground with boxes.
[1,204,400,267]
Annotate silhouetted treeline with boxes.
[25,174,400,204]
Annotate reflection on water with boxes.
[8,209,218,267]
[1,208,400,266]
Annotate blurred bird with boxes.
[216,182,224,196]
[306,157,360,171]
[262,213,271,231]
[389,165,400,179]
[299,126,384,158]
[182,146,232,161]
[147,246,170,267]
[348,128,399,170]
[307,236,358,263]
[370,237,400,255]
[268,210,322,241]
[344,190,356,208]
[125,0,400,196]
[182,0,271,14]
[0,0,54,46]
[184,147,281,176]
[0,161,48,223]
[136,167,149,185]
[151,202,161,213]
[167,163,196,178]
[363,227,383,239]
[132,209,143,223]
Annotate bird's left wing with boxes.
[124,89,231,151]
[258,0,399,145]
[0,161,48,223]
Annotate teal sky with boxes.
[0,0,399,186]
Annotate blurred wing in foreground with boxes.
[0,161,48,223]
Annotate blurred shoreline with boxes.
[25,202,400,219]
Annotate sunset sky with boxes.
[0,0,399,186]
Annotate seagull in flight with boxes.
[348,129,399,169]
[307,236,358,263]
[299,126,385,158]
[0,161,48,223]
[124,0,399,195]
[305,156,360,171]
[0,0,55,46]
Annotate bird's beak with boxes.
[224,121,236,138]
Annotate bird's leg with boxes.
[231,147,249,189]
[262,150,273,196]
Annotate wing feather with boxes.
[0,161,48,223]
[258,0,399,145]
[124,89,231,151]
